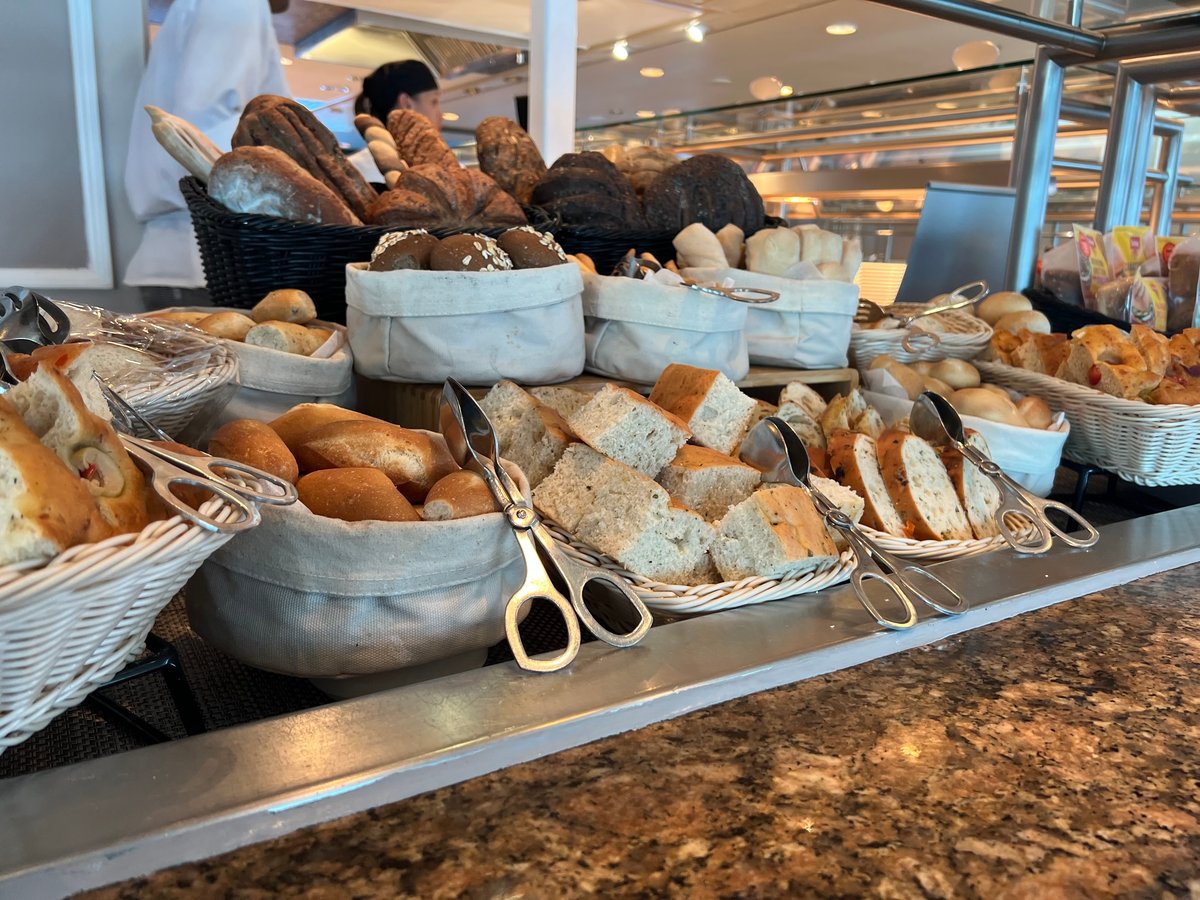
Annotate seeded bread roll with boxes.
[387,109,460,169]
[566,384,691,478]
[827,430,906,536]
[496,227,567,269]
[297,468,420,523]
[370,230,440,271]
[207,419,299,485]
[656,444,761,522]
[196,311,256,341]
[648,364,757,456]
[268,404,378,454]
[429,234,513,272]
[245,321,326,356]
[877,430,972,541]
[711,484,839,582]
[421,470,501,521]
[251,289,317,325]
[940,430,1002,539]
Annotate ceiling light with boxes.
[442,112,460,122]
[935,101,959,110]
[826,22,857,36]
[612,40,629,61]
[662,108,682,116]
[685,21,706,43]
[861,109,883,118]
[749,75,783,101]
[640,67,665,78]
[712,75,732,84]
[952,39,1000,71]
[878,228,895,236]
[280,57,294,66]
[636,110,656,118]
[779,85,794,97]
[875,200,895,212]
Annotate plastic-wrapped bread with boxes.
[673,223,728,270]
[745,227,800,276]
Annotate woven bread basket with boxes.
[851,307,992,366]
[0,499,243,751]
[114,339,239,438]
[975,360,1200,486]
[545,522,854,615]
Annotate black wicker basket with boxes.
[1025,287,1139,335]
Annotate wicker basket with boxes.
[545,522,854,614]
[975,360,1200,486]
[114,338,240,439]
[0,499,243,751]
[858,514,1039,562]
[850,307,992,366]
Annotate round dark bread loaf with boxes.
[475,116,547,205]
[497,227,567,269]
[642,154,765,234]
[429,234,513,272]
[530,152,644,230]
[370,230,441,271]
[617,145,677,198]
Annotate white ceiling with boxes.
[277,0,1038,144]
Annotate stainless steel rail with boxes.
[3,507,1200,899]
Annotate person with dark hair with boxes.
[349,59,441,182]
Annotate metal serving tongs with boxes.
[740,417,970,630]
[910,391,1099,554]
[612,252,780,304]
[0,286,72,351]
[855,279,989,326]
[440,378,653,673]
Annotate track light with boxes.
[685,21,706,43]
[612,40,629,61]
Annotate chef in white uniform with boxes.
[348,60,442,183]
[124,0,290,308]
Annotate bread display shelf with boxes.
[976,360,1200,486]
[850,307,992,366]
[544,522,854,614]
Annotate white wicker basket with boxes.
[0,500,241,751]
[858,514,1038,562]
[976,360,1200,486]
[545,522,854,614]
[851,307,992,366]
[115,340,240,437]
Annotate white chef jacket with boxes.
[124,0,289,288]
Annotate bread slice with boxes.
[827,431,907,536]
[566,384,691,477]
[940,430,1002,539]
[7,341,127,420]
[778,382,827,421]
[711,485,839,582]
[819,390,869,442]
[810,475,863,550]
[1011,332,1069,375]
[479,380,541,452]
[529,385,592,419]
[877,431,972,541]
[656,444,761,522]
[776,401,826,449]
[648,363,757,455]
[851,406,885,439]
[534,444,715,585]
[1129,323,1170,376]
[504,403,578,487]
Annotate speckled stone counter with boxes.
[84,568,1200,899]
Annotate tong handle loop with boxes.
[504,525,582,673]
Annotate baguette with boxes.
[251,289,318,325]
[421,470,500,520]
[245,320,326,356]
[297,468,420,523]
[877,430,972,541]
[827,430,907,536]
[268,403,377,454]
[207,419,300,485]
[196,311,256,341]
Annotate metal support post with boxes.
[1150,129,1183,236]
[528,0,577,164]
[1094,70,1157,230]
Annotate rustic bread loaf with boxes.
[268,404,377,455]
[534,443,715,585]
[387,109,460,169]
[368,164,526,230]
[232,95,376,221]
[475,116,547,205]
[877,430,972,541]
[421,470,500,520]
[827,430,907,536]
[940,430,1001,539]
[1055,325,1161,399]
[648,363,757,455]
[530,152,644,230]
[656,444,761,522]
[6,341,143,418]
[207,419,299,485]
[209,146,360,226]
[615,145,677,199]
[297,467,420,523]
[566,384,691,477]
[642,154,765,234]
[710,485,839,582]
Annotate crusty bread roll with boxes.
[245,321,326,356]
[295,420,458,501]
[949,388,1030,428]
[420,470,500,521]
[1015,396,1053,430]
[673,223,727,270]
[208,419,300,484]
[994,310,1051,336]
[978,383,1012,399]
[297,468,420,523]
[869,358,924,401]
[930,358,981,390]
[251,289,318,325]
[268,403,377,454]
[196,311,256,341]
[920,375,953,397]
[976,291,1032,326]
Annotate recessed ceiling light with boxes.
[952,39,1000,71]
[749,75,782,100]
[878,228,895,236]
[662,108,682,116]
[935,101,959,110]
[640,67,665,78]
[861,109,883,118]
[826,22,857,36]
[636,110,656,118]
[779,85,794,97]
[612,40,629,61]
[442,112,460,122]
[685,21,706,43]
[712,75,732,84]
[280,57,293,66]
[875,200,895,212]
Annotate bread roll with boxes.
[1016,396,1053,430]
[994,310,1051,336]
[911,361,936,376]
[245,321,326,356]
[208,419,299,484]
[673,223,727,270]
[930,358,981,390]
[297,468,420,523]
[421,470,500,520]
[979,383,1011,398]
[715,224,744,268]
[268,404,377,454]
[745,227,801,276]
[295,420,458,501]
[880,361,925,401]
[949,388,1029,428]
[920,375,954,398]
[197,311,256,341]
[145,311,211,328]
[251,289,317,325]
[976,291,1032,325]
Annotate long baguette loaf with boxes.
[877,430,972,541]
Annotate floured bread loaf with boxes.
[648,364,756,455]
[567,384,691,477]
[877,431,972,541]
[656,444,761,522]
[711,485,839,582]
[534,444,715,585]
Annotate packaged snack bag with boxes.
[1075,224,1112,310]
[1168,236,1200,331]
[1128,273,1169,332]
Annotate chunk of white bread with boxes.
[8,341,149,421]
[656,444,761,522]
[647,363,756,456]
[940,429,1002,539]
[711,484,840,582]
[528,385,592,419]
[809,475,864,551]
[877,430,972,541]
[534,443,715,585]
[566,383,691,477]
[479,380,578,487]
[826,430,907,536]
[776,402,826,450]
[479,380,539,451]
[778,381,827,421]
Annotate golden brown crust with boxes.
[475,116,547,205]
[208,419,300,485]
[647,363,720,425]
[297,467,420,522]
[267,404,378,456]
[420,470,500,520]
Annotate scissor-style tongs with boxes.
[910,391,1099,554]
[440,378,654,673]
[855,279,989,327]
[740,417,969,630]
[612,252,780,304]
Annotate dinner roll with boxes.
[297,468,420,522]
[930,358,981,390]
[207,419,299,484]
[978,383,1011,398]
[245,321,326,356]
[993,310,1052,336]
[976,291,1032,326]
[268,404,377,454]
[251,289,317,324]
[196,311,256,341]
[949,388,1030,428]
[421,470,500,521]
[873,360,924,401]
[920,375,954,398]
[911,361,936,376]
[1016,396,1053,430]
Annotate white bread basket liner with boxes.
[543,522,854,615]
[186,445,532,679]
[0,497,244,751]
[850,306,992,367]
[683,267,859,369]
[580,270,749,384]
[975,359,1200,486]
[345,262,585,386]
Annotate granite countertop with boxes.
[85,568,1200,899]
